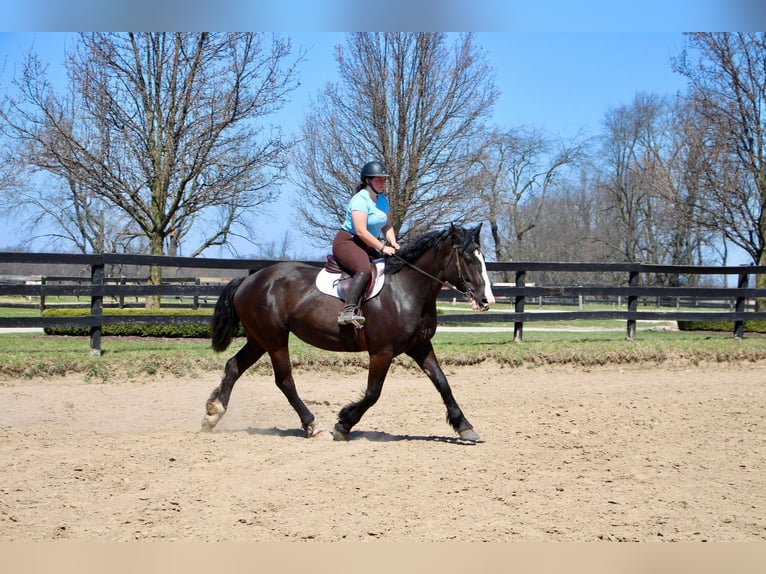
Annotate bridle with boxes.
[390,244,473,301]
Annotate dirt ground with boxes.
[1,361,765,542]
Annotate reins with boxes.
[389,245,471,299]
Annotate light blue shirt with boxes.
[341,188,389,237]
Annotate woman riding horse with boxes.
[202,223,495,441]
[333,160,400,326]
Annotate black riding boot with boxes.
[337,272,368,325]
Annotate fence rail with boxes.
[1,251,765,353]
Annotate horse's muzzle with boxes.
[468,295,492,312]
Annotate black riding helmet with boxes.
[360,160,389,182]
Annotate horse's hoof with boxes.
[200,399,225,432]
[305,421,329,439]
[200,413,220,432]
[332,423,349,441]
[458,428,481,442]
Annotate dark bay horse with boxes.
[201,223,496,441]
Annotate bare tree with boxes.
[525,170,606,256]
[661,97,717,278]
[472,126,587,263]
[291,33,498,244]
[593,92,716,290]
[673,33,766,279]
[9,177,144,253]
[0,77,20,202]
[0,139,13,195]
[1,33,300,305]
[520,171,622,285]
[595,94,657,263]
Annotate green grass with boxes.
[0,334,223,381]
[430,329,766,368]
[0,327,763,381]
[0,305,44,317]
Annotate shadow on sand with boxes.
[235,426,481,445]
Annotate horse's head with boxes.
[446,223,496,311]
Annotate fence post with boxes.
[119,276,126,309]
[734,270,748,339]
[514,270,526,343]
[39,276,47,312]
[90,261,104,356]
[627,270,638,341]
[193,277,200,309]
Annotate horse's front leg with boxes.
[333,351,393,441]
[406,341,481,442]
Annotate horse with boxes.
[201,223,496,442]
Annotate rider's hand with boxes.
[381,245,397,257]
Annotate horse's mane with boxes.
[384,225,475,275]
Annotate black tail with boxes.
[211,276,245,353]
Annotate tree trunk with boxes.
[145,233,164,309]
[757,251,766,313]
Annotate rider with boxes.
[333,160,400,325]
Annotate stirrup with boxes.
[338,307,365,327]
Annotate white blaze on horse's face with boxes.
[474,249,495,310]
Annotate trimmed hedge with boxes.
[677,320,766,334]
[40,308,244,338]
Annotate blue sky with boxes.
[0,31,690,140]
[0,1,762,33]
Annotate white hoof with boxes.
[200,399,225,432]
[306,421,332,440]
[458,428,481,442]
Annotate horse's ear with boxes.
[471,223,483,243]
[449,222,463,245]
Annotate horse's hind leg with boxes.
[201,340,264,432]
[269,346,317,438]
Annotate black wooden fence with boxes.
[1,251,765,353]
[466,262,766,343]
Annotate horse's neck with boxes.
[400,249,450,299]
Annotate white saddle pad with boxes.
[314,259,386,301]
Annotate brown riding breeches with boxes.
[332,230,377,278]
